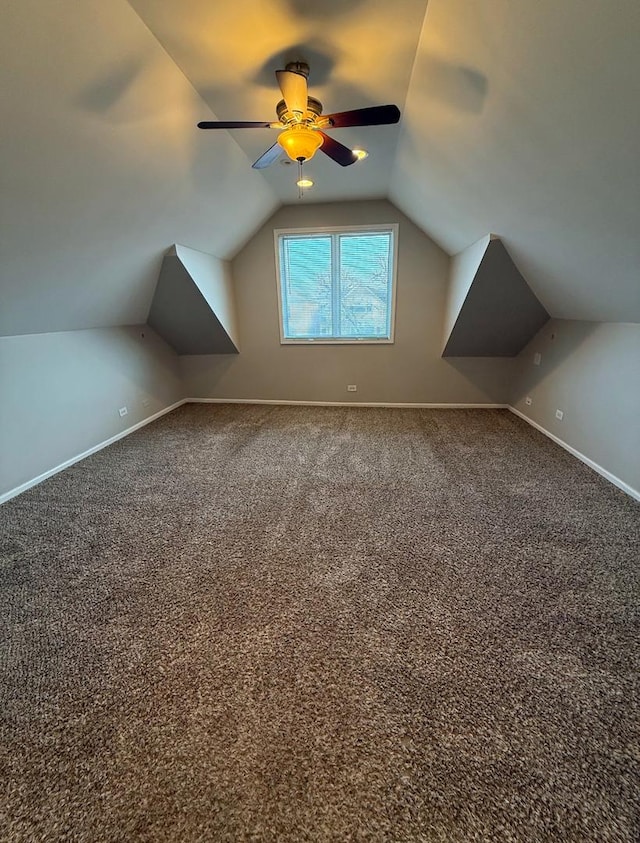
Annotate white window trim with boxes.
[274,223,399,345]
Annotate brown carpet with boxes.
[1,404,639,842]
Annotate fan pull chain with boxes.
[298,160,303,199]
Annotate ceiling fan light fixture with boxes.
[277,125,323,163]
[198,63,400,173]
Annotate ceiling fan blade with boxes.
[276,70,308,117]
[323,104,401,129]
[198,120,273,129]
[317,132,357,167]
[252,142,283,170]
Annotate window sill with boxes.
[280,338,394,345]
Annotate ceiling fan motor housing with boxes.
[276,96,323,125]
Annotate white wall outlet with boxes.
[347,385,357,392]
[555,409,564,420]
[525,396,532,406]
[118,406,128,417]
[534,352,542,366]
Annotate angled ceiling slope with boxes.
[148,245,239,355]
[1,0,279,338]
[390,0,640,323]
[443,236,549,357]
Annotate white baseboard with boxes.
[508,406,639,501]
[0,399,187,506]
[186,398,508,409]
[0,399,506,504]
[7,400,634,505]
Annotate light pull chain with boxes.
[298,159,303,199]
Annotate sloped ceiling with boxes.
[391,0,640,322]
[1,0,638,337]
[0,0,278,336]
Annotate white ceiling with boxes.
[0,0,278,336]
[1,0,639,336]
[391,0,640,322]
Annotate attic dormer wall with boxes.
[180,199,516,405]
[0,326,183,500]
[509,320,640,497]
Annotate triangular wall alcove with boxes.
[442,236,550,357]
[147,245,240,355]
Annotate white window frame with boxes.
[274,223,399,345]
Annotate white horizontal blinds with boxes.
[278,228,394,340]
[280,235,332,338]
[338,233,392,338]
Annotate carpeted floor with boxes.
[1,404,638,842]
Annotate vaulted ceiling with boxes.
[1,0,639,337]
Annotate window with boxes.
[275,225,398,343]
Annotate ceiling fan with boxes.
[197,62,401,170]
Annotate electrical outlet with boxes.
[525,396,532,406]
[555,409,564,420]
[119,406,128,417]
[534,352,542,366]
[347,385,357,392]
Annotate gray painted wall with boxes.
[443,239,550,357]
[510,320,640,495]
[443,234,489,349]
[0,326,183,498]
[148,252,239,355]
[176,245,240,350]
[181,200,515,404]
